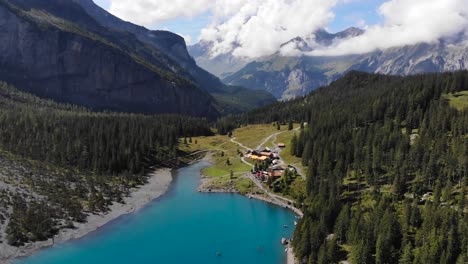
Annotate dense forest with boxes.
[0,82,212,246]
[218,71,468,263]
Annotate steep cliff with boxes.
[0,0,219,117]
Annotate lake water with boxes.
[16,162,296,264]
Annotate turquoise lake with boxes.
[16,162,296,264]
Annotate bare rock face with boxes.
[0,2,218,117]
[355,41,468,76]
[75,0,224,93]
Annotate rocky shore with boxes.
[0,169,173,264]
[286,245,298,264]
[197,176,240,193]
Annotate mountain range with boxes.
[0,0,276,118]
[190,28,468,100]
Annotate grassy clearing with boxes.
[179,132,253,192]
[234,177,258,194]
[202,151,251,178]
[233,123,289,149]
[178,135,229,153]
[179,123,304,195]
[179,135,250,178]
[443,91,468,111]
[233,122,306,175]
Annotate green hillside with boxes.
[217,71,468,263]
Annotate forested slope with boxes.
[218,71,468,263]
[0,82,212,246]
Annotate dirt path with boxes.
[255,131,284,150]
[230,137,250,150]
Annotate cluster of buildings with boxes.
[245,147,279,161]
[244,143,295,182]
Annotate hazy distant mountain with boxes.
[352,40,468,75]
[188,41,250,79]
[222,54,359,99]
[189,27,365,79]
[220,30,467,100]
[280,27,365,52]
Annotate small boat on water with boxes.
[216,252,222,257]
[283,224,289,228]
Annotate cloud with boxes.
[309,0,468,56]
[200,0,337,58]
[179,34,192,45]
[107,0,212,26]
[104,0,468,58]
[105,0,336,58]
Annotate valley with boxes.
[0,0,466,264]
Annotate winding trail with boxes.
[255,131,284,150]
[230,137,249,151]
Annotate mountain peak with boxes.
[313,27,364,46]
[336,27,365,38]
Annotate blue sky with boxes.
[329,0,387,32]
[93,0,388,44]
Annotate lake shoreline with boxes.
[197,153,299,264]
[197,155,302,216]
[6,154,298,264]
[286,245,298,264]
[198,177,299,264]
[1,168,173,264]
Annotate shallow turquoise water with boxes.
[16,162,296,264]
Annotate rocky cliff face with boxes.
[76,0,238,91]
[0,1,218,117]
[75,0,196,76]
[353,41,468,75]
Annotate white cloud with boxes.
[310,0,468,56]
[104,0,468,58]
[179,34,192,45]
[201,0,337,58]
[105,0,337,58]
[107,0,212,26]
